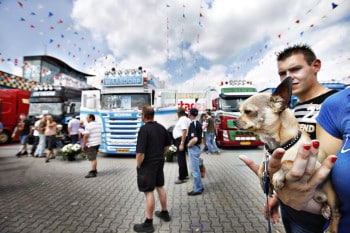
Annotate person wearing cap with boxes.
[187,108,204,196]
[172,107,190,184]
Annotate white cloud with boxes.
[70,0,350,91]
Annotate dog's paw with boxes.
[321,204,331,220]
[271,171,285,191]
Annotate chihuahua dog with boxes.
[236,77,339,233]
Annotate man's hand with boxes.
[179,144,184,151]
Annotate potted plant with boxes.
[61,143,81,161]
[165,144,177,162]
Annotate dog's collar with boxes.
[264,130,302,155]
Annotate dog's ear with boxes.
[270,77,292,112]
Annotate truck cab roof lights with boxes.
[34,85,53,91]
[220,80,253,86]
[105,68,145,77]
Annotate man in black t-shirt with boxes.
[134,106,171,232]
[12,113,31,157]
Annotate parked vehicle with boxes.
[212,80,264,147]
[0,89,30,144]
[80,68,178,155]
[28,85,82,136]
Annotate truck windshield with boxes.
[220,96,250,112]
[28,103,63,116]
[101,93,151,110]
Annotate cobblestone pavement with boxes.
[0,144,285,233]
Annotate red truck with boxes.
[0,89,30,144]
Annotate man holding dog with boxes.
[240,44,338,233]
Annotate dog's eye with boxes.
[244,110,252,115]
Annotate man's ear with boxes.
[271,76,292,111]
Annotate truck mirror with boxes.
[70,103,76,114]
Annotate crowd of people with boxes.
[12,112,102,177]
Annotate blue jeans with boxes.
[20,135,28,145]
[280,201,326,233]
[205,132,219,153]
[35,134,46,156]
[188,145,203,192]
[71,134,79,144]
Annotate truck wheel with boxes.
[0,130,11,144]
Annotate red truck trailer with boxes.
[0,89,30,144]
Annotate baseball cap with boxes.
[189,108,198,117]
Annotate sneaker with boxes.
[215,150,220,155]
[85,170,97,178]
[133,222,154,232]
[174,179,186,184]
[188,190,202,196]
[155,210,171,222]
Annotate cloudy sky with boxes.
[0,0,349,91]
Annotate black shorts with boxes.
[137,159,165,192]
[46,135,56,150]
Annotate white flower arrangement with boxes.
[169,144,177,153]
[59,143,82,161]
[62,143,81,155]
[165,144,177,162]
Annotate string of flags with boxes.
[165,0,347,79]
[0,1,114,73]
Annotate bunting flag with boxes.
[232,0,346,76]
[0,0,109,73]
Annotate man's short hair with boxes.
[177,107,186,116]
[88,114,95,121]
[189,108,198,117]
[277,44,317,65]
[142,105,155,119]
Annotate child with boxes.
[78,120,85,146]
[55,124,64,149]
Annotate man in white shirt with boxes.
[82,114,102,178]
[172,107,190,184]
[68,114,80,144]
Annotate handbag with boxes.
[199,158,206,178]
